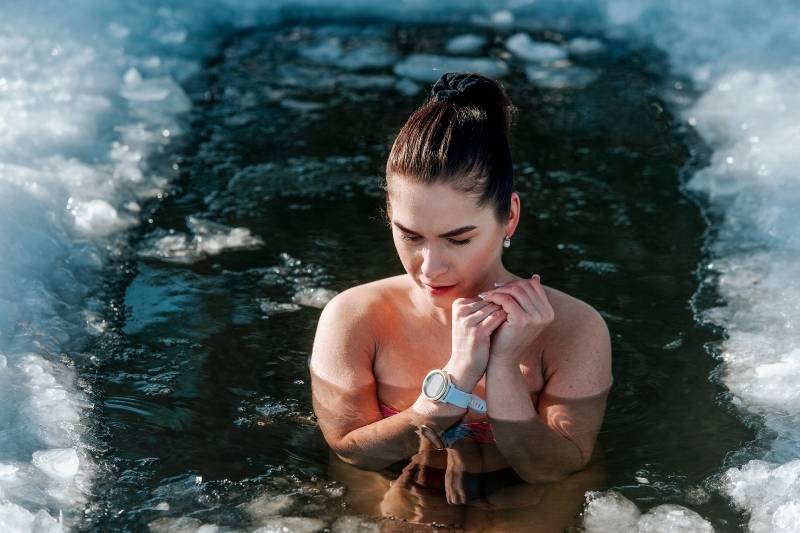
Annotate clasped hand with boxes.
[451,274,553,377]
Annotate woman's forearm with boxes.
[486,363,585,483]
[331,394,467,471]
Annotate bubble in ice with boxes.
[506,33,567,63]
[393,54,508,83]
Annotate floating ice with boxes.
[445,34,488,55]
[331,515,380,533]
[394,54,508,83]
[582,491,640,532]
[722,459,800,533]
[138,216,264,264]
[568,37,605,55]
[293,287,338,309]
[506,33,567,63]
[240,492,296,521]
[524,65,599,89]
[252,517,327,533]
[0,502,63,533]
[583,491,712,532]
[32,448,80,480]
[299,38,398,71]
[258,299,302,318]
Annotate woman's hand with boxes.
[446,297,508,388]
[478,275,554,367]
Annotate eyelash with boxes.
[401,234,471,246]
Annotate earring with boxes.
[503,236,511,248]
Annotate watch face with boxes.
[422,371,446,399]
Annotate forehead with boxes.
[387,178,492,227]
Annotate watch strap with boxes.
[442,379,488,413]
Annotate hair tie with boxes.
[431,72,485,103]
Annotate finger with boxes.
[528,275,555,318]
[453,298,497,317]
[489,283,538,316]
[462,303,502,326]
[477,307,506,333]
[478,291,526,324]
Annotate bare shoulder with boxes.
[540,285,612,394]
[310,275,406,385]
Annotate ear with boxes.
[505,192,521,238]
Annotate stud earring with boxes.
[503,236,511,248]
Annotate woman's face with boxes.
[387,177,518,308]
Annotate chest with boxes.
[372,318,546,410]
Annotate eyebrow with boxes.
[393,221,477,238]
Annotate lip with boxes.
[423,283,456,295]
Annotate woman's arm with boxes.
[478,278,612,483]
[310,287,491,470]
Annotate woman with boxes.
[310,72,612,526]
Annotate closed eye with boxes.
[400,234,470,246]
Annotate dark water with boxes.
[78,20,753,532]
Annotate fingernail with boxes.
[493,281,505,287]
[478,292,488,299]
[533,274,541,282]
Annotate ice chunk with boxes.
[583,491,713,532]
[32,448,79,479]
[138,217,263,264]
[0,503,63,533]
[445,34,488,55]
[331,515,380,533]
[299,39,397,71]
[568,37,605,55]
[638,504,714,532]
[582,491,640,532]
[240,493,295,522]
[252,517,326,533]
[147,516,202,533]
[258,299,302,318]
[506,34,567,63]
[395,78,421,96]
[394,54,508,83]
[524,65,599,89]
[292,287,338,309]
[723,459,800,533]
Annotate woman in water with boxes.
[311,72,612,528]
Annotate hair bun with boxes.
[430,72,514,137]
[431,72,493,103]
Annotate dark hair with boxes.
[385,72,517,223]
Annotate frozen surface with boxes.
[4,0,800,530]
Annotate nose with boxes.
[420,246,448,280]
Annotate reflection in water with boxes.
[313,370,609,530]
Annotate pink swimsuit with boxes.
[379,403,495,444]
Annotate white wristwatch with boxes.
[421,369,487,413]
